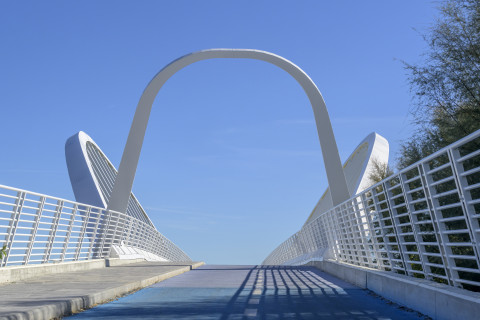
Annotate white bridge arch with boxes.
[107,49,350,214]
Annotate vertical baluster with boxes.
[106,210,120,257]
[353,196,374,268]
[448,147,480,267]
[383,178,409,275]
[397,171,429,279]
[421,159,464,287]
[88,208,102,260]
[2,191,26,267]
[371,185,396,271]
[98,209,112,258]
[44,200,63,263]
[418,164,453,285]
[118,212,129,247]
[124,215,133,247]
[61,203,77,262]
[24,196,45,265]
[74,206,90,261]
[360,192,383,270]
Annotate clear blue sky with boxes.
[0,1,438,264]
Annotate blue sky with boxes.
[0,1,438,264]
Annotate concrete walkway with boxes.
[0,261,204,320]
[68,265,429,319]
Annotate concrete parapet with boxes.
[309,260,480,320]
[105,258,145,267]
[314,258,368,288]
[0,258,144,284]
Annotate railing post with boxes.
[97,209,112,258]
[418,163,454,285]
[74,206,91,261]
[338,204,350,262]
[119,213,129,247]
[353,195,375,268]
[44,200,64,263]
[60,203,77,262]
[2,191,26,267]
[24,196,45,265]
[421,158,467,287]
[360,192,383,270]
[129,218,139,250]
[88,208,102,260]
[106,210,120,258]
[370,184,397,271]
[383,179,409,275]
[448,147,480,262]
[327,208,341,261]
[397,171,430,279]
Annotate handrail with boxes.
[263,128,480,291]
[0,185,190,266]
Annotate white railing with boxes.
[263,129,480,291]
[0,185,190,266]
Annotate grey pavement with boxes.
[0,261,203,320]
[69,265,428,319]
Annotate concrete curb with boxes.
[0,258,145,285]
[0,261,205,320]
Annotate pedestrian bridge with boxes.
[1,128,480,319]
[1,49,480,319]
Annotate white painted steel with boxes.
[0,185,190,267]
[263,128,480,291]
[107,49,350,215]
[66,131,155,227]
[305,132,389,225]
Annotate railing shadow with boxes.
[67,265,425,319]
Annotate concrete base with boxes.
[0,258,144,284]
[308,260,480,320]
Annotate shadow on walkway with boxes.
[69,265,427,319]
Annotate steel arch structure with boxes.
[107,49,350,215]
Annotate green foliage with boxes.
[0,245,6,259]
[368,157,394,186]
[399,0,480,169]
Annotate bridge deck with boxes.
[69,265,427,319]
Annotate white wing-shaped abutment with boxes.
[66,131,155,227]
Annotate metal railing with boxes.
[0,185,190,266]
[263,129,480,291]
